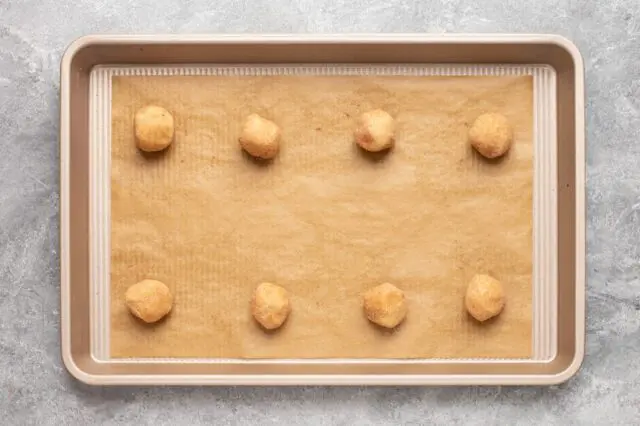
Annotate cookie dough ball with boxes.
[468,113,513,159]
[239,114,281,159]
[354,109,395,152]
[125,279,173,323]
[134,105,174,152]
[465,274,505,322]
[251,282,291,330]
[363,283,407,329]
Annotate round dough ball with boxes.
[125,279,174,323]
[134,105,175,152]
[468,113,513,159]
[465,274,505,322]
[363,283,407,329]
[239,114,281,159]
[251,282,291,330]
[354,109,395,152]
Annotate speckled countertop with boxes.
[1,1,639,424]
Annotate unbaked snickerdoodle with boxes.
[125,279,174,323]
[465,274,505,322]
[363,283,407,329]
[251,282,291,330]
[239,114,281,159]
[134,105,175,152]
[468,112,513,159]
[354,109,395,152]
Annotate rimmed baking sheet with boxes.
[61,34,584,385]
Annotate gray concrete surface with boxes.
[1,0,639,424]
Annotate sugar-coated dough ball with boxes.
[468,113,513,159]
[363,283,407,329]
[239,114,281,159]
[125,279,174,323]
[465,274,505,322]
[354,109,395,152]
[251,282,291,330]
[134,105,174,152]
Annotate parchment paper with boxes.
[110,74,533,359]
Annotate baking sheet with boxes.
[109,72,533,359]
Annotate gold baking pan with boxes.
[60,34,585,385]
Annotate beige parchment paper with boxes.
[110,74,533,359]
